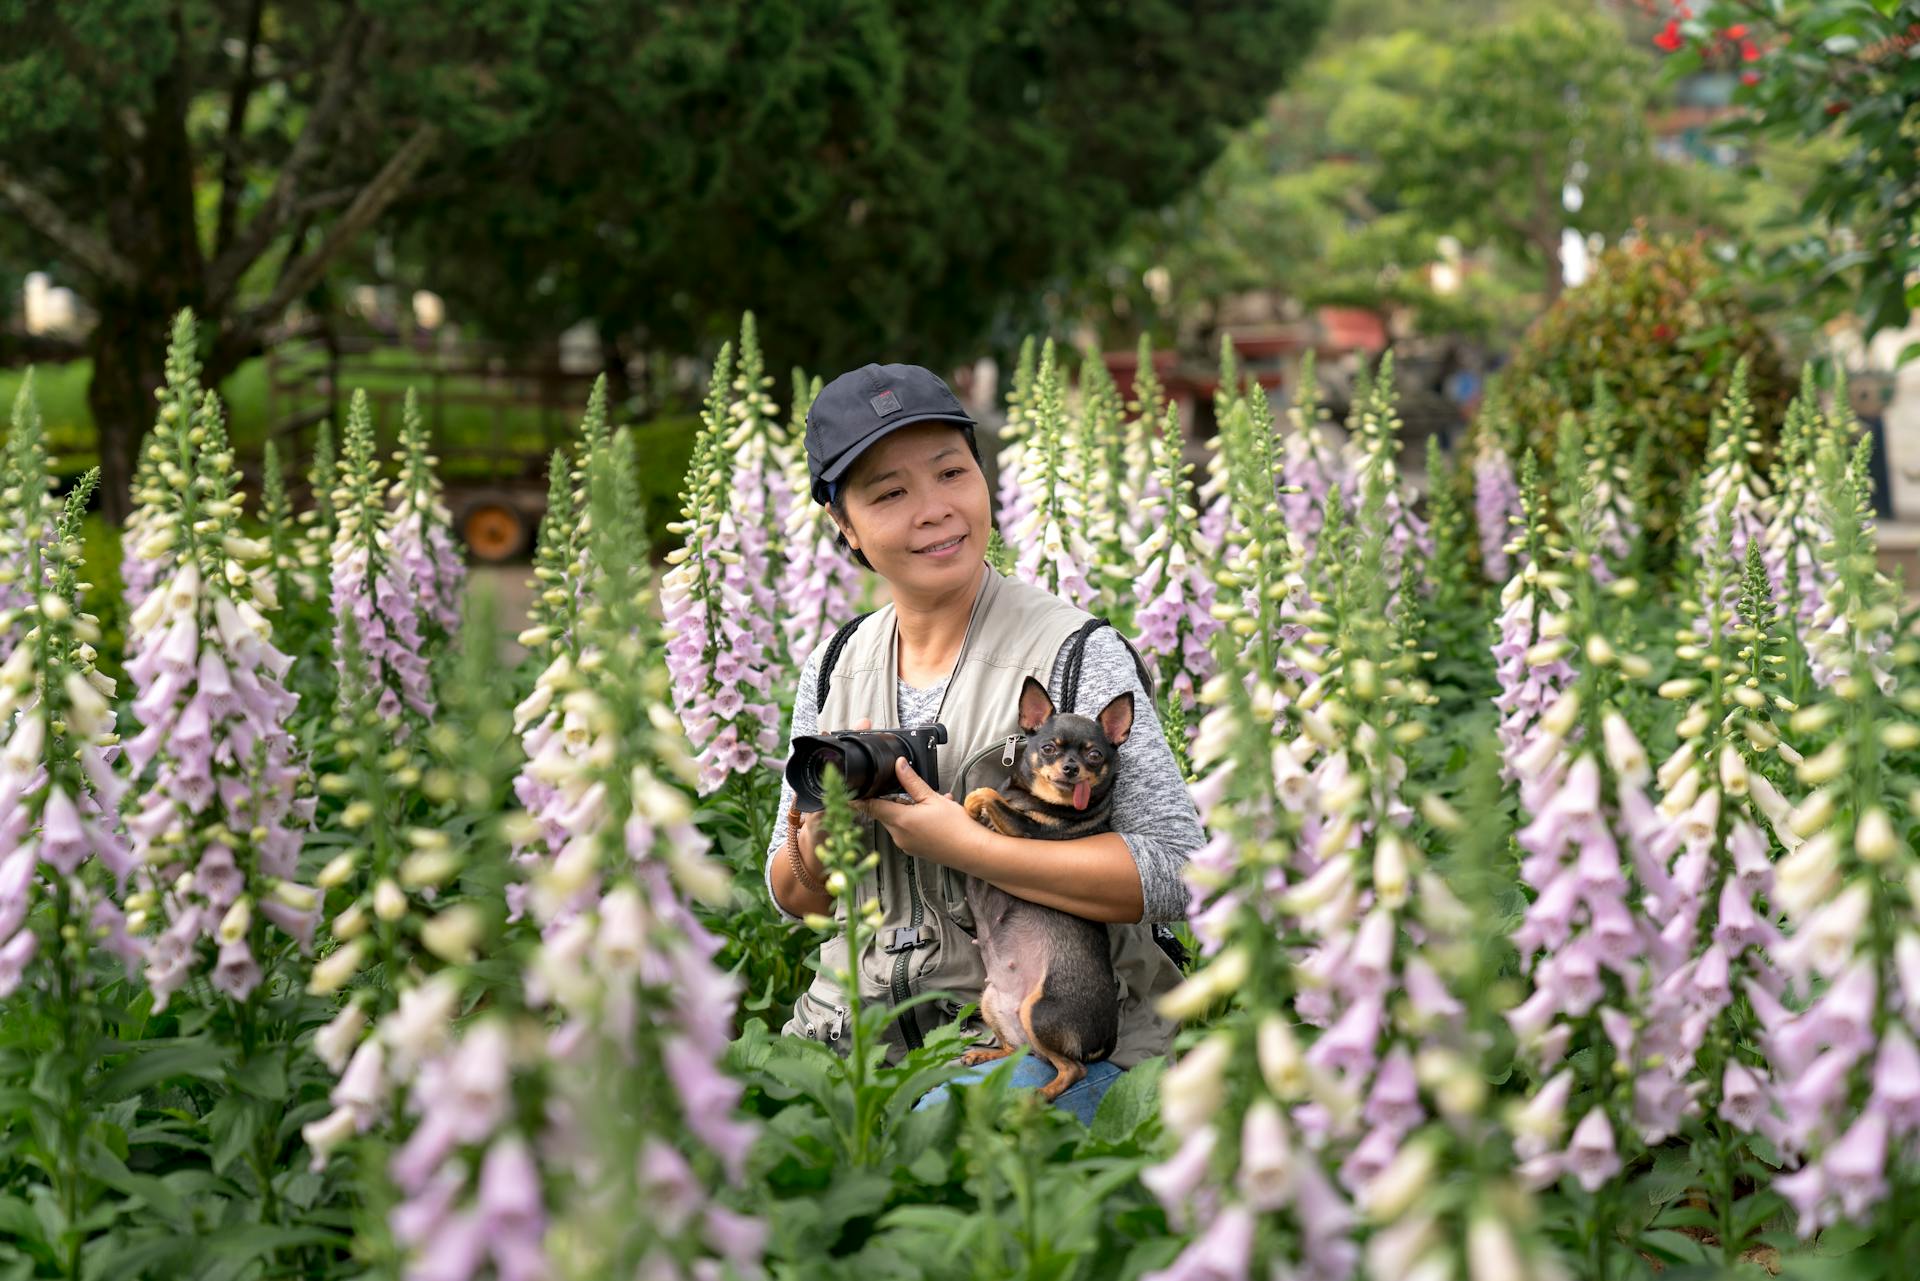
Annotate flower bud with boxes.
[1796,741,1849,786]
[1788,788,1836,838]
[1585,634,1616,666]
[1257,1014,1307,1098]
[1362,1136,1438,1222]
[420,905,483,964]
[1467,1212,1529,1281]
[1856,808,1900,863]
[1418,794,1462,832]
[1718,744,1749,796]
[1540,691,1580,739]
[1374,833,1411,908]
[373,878,407,922]
[218,896,251,944]
[1161,1032,1233,1137]
[1883,722,1920,751]
[399,849,460,890]
[308,939,369,995]
[317,852,356,889]
[333,902,370,940]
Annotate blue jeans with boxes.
[914,1055,1124,1126]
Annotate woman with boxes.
[765,361,1205,1123]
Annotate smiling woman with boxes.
[764,362,1204,1123]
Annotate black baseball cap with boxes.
[805,362,977,505]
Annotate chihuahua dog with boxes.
[959,677,1133,1100]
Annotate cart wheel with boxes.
[460,499,528,563]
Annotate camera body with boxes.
[786,724,948,812]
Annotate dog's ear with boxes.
[1017,676,1055,732]
[1096,691,1134,747]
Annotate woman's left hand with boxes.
[852,759,986,867]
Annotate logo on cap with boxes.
[870,389,903,418]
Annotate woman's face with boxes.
[832,423,991,593]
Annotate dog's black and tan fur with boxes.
[959,677,1131,1100]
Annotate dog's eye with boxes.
[1086,750,1102,764]
[1040,742,1056,756]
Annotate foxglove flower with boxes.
[1472,400,1521,583]
[1010,341,1099,610]
[331,389,435,735]
[1692,359,1771,572]
[120,314,202,616]
[1133,400,1222,724]
[1281,352,1344,567]
[0,374,55,665]
[777,369,865,669]
[123,314,315,1011]
[1337,355,1430,588]
[661,341,781,794]
[386,387,467,641]
[722,313,799,678]
[0,468,135,1001]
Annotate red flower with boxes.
[1654,19,1685,51]
[1740,39,1760,61]
[1724,23,1748,40]
[1652,322,1674,341]
[1826,100,1851,116]
[1677,3,1693,17]
[1741,70,1761,86]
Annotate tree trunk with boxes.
[86,296,173,526]
[599,320,632,410]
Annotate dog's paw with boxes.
[959,1046,1014,1068]
[963,788,1005,828]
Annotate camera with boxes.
[786,724,948,812]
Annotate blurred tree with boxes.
[1064,0,1740,348]
[390,0,1335,391]
[1501,232,1793,549]
[1650,0,1920,353]
[1341,6,1683,305]
[0,0,1334,521]
[0,0,544,520]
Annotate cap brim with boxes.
[818,413,977,486]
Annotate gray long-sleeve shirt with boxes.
[764,624,1202,923]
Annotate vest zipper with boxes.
[891,857,925,1051]
[887,733,1025,1053]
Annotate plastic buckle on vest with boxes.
[883,925,932,954]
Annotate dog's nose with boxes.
[1061,761,1079,778]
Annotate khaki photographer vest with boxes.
[782,564,1182,1066]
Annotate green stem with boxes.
[52,878,83,1281]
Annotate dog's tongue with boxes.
[1072,779,1092,810]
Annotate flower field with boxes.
[2,308,1918,1281]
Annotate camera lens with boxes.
[802,744,849,797]
[787,730,916,809]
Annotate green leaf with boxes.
[1088,1056,1166,1146]
[205,1095,263,1176]
[0,1196,46,1256]
[80,1143,190,1227]
[194,1225,344,1281]
[1812,1221,1875,1256]
[1636,1228,1712,1265]
[80,1235,192,1281]
[231,1050,287,1102]
[94,1040,232,1100]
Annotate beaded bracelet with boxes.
[785,805,825,895]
